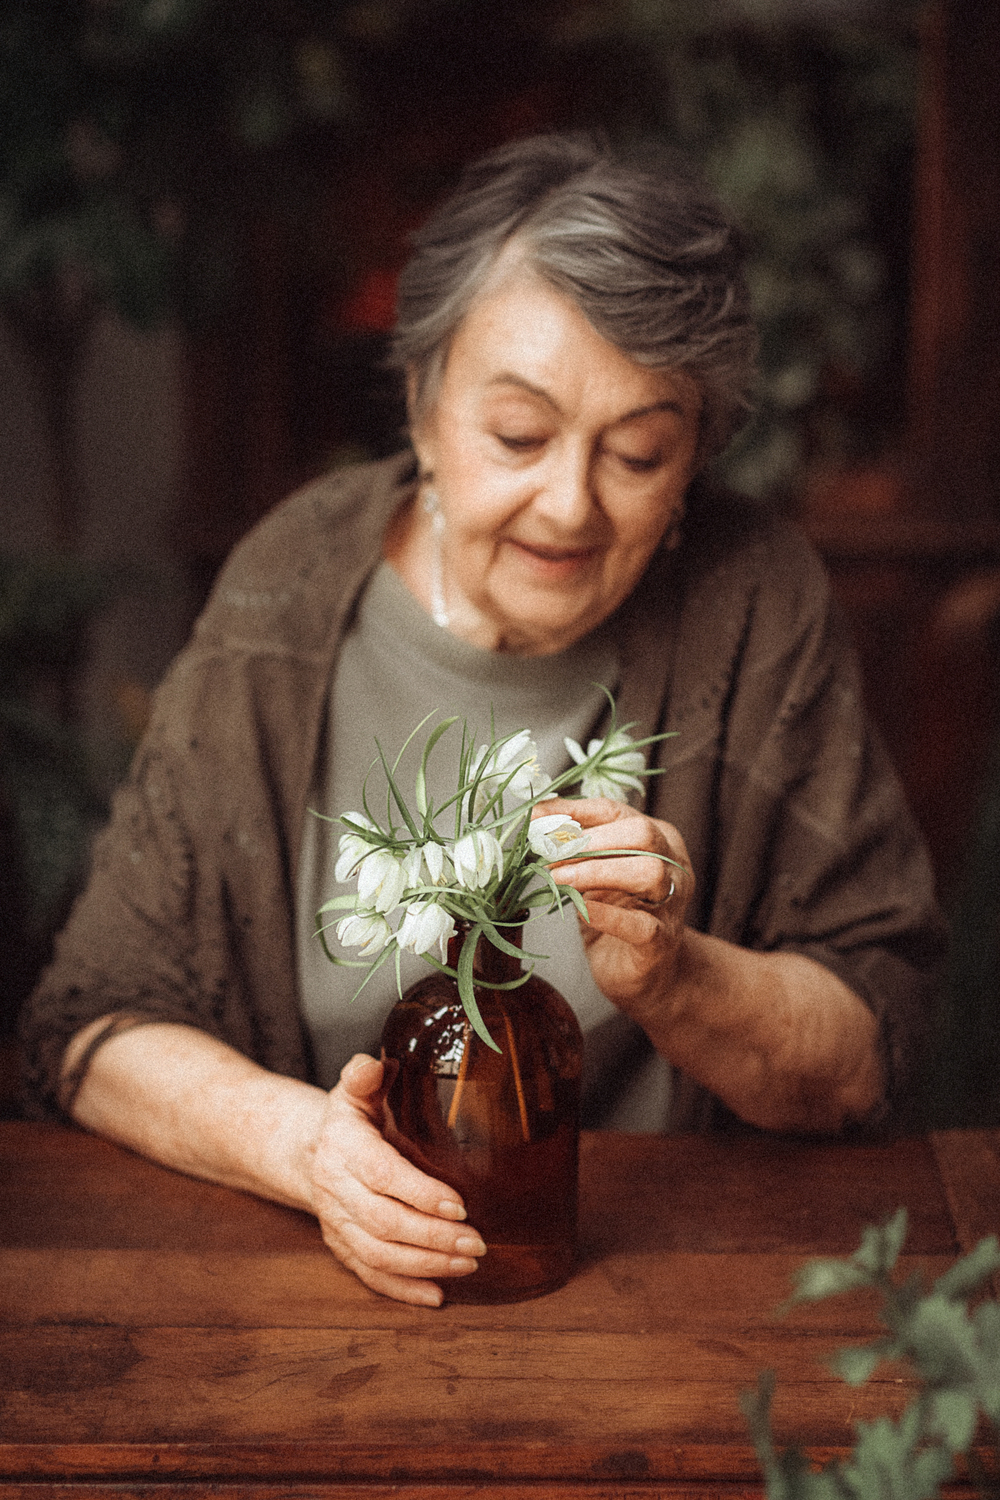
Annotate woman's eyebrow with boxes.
[486,373,561,408]
[486,372,686,423]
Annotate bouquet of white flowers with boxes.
[317,693,675,1049]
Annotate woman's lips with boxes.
[506,538,600,577]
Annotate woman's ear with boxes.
[406,368,437,477]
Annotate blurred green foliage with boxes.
[0,0,920,496]
[743,1209,1000,1499]
[0,554,113,1034]
[624,0,920,495]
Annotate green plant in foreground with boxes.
[743,1209,1000,1498]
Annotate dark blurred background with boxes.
[2,0,998,1123]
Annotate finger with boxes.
[332,1218,483,1281]
[324,1239,448,1308]
[360,1135,470,1222]
[316,1109,469,1224]
[338,1053,386,1117]
[536,796,632,827]
[541,803,685,867]
[577,895,662,946]
[555,851,678,902]
[327,1158,486,1253]
[355,1267,445,1307]
[546,798,690,861]
[334,1058,469,1221]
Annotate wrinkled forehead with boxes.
[409,240,703,441]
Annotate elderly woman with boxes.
[23,133,942,1307]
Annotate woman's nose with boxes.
[533,450,598,529]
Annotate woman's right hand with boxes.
[66,1020,483,1310]
[306,1053,486,1306]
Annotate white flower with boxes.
[356,846,409,914]
[417,839,449,885]
[393,842,450,891]
[472,729,552,814]
[334,813,378,883]
[336,909,392,958]
[396,900,456,963]
[565,728,646,801]
[528,813,590,862]
[452,828,505,889]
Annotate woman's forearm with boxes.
[63,1017,328,1210]
[639,933,884,1132]
[546,799,885,1134]
[63,1018,486,1306]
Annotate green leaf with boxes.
[561,884,591,921]
[456,924,500,1053]
[973,1301,1000,1421]
[479,918,543,963]
[345,944,394,1000]
[316,893,362,914]
[740,1369,778,1473]
[745,1209,1000,1500]
[830,1342,887,1387]
[907,1447,957,1499]
[740,1370,844,1500]
[413,715,458,819]
[926,1388,978,1453]
[933,1236,1000,1303]
[373,735,420,839]
[893,1269,929,1322]
[570,845,683,869]
[852,1208,908,1279]
[904,1296,980,1387]
[791,1256,872,1303]
[843,1414,919,1497]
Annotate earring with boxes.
[422,484,440,519]
[422,484,449,629]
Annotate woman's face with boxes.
[400,263,702,656]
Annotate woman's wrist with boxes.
[232,1067,330,1213]
[635,929,884,1132]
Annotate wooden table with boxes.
[2,1123,998,1499]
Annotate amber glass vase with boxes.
[380,923,583,1303]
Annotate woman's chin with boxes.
[484,588,605,656]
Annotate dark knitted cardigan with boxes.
[22,452,945,1130]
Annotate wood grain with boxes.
[930,1131,1000,1245]
[0,1126,958,1255]
[1,1124,995,1495]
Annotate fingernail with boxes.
[448,1256,478,1274]
[422,1285,444,1307]
[438,1200,466,1220]
[455,1234,487,1256]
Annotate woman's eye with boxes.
[495,434,545,453]
[616,452,662,473]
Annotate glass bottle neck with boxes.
[446,921,524,984]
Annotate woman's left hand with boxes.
[535,796,694,1022]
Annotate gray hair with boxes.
[390,132,758,463]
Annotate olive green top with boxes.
[297,561,674,1129]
